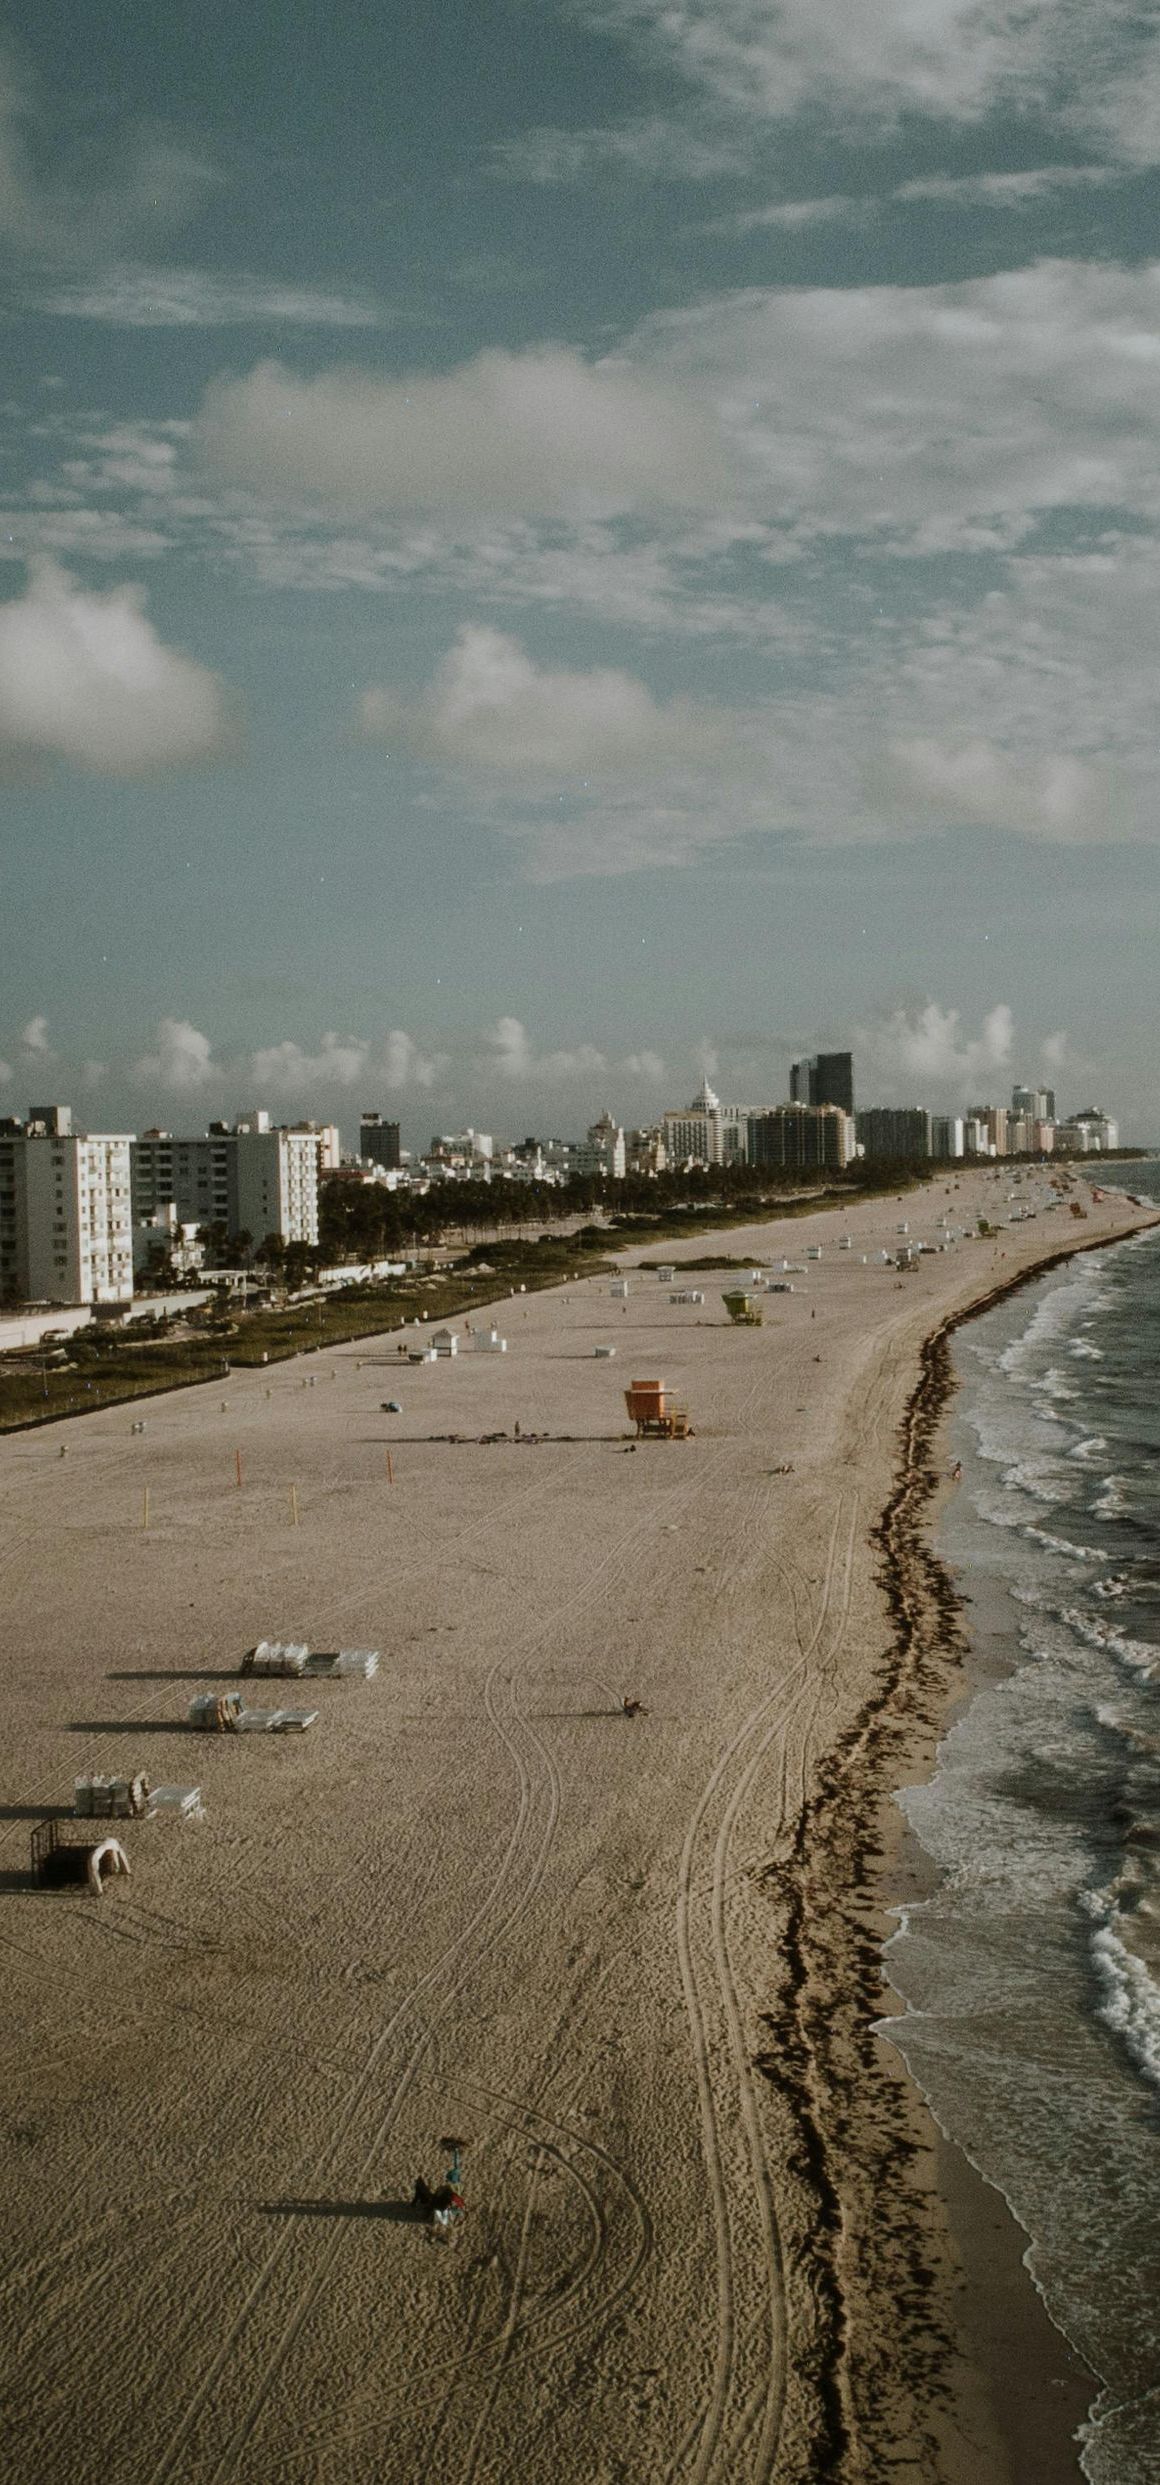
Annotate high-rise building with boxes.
[790,1053,855,1114]
[359,1113,401,1171]
[0,1110,133,1305]
[663,1079,749,1166]
[1013,1085,1057,1124]
[856,1108,932,1160]
[574,1112,626,1179]
[131,1117,319,1249]
[1057,1111,1118,1153]
[748,1104,852,1171]
[930,1117,965,1161]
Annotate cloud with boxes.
[895,166,1123,209]
[20,1013,52,1055]
[623,1049,666,1081]
[865,735,1128,841]
[705,194,867,234]
[570,3,1160,162]
[36,267,386,329]
[360,625,725,777]
[247,1033,370,1095]
[0,50,217,265]
[490,115,751,184]
[195,347,726,514]
[0,560,238,775]
[481,1017,608,1082]
[245,1029,444,1096]
[378,1030,444,1090]
[633,258,1160,545]
[859,1000,1015,1096]
[1042,1030,1069,1068]
[134,1018,220,1094]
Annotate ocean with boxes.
[878,1165,1160,2485]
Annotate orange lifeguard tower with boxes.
[624,1378,691,1439]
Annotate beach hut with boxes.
[609,1280,629,1299]
[472,1328,507,1353]
[431,1329,459,1357]
[722,1291,763,1326]
[656,1264,676,1282]
[624,1378,691,1438]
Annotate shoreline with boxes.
[786,1213,1159,2478]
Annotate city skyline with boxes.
[3,7,1160,1134]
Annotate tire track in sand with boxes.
[669,1498,856,2485]
[145,1666,556,2485]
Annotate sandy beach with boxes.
[1,1166,1154,2485]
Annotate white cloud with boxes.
[866,735,1127,841]
[35,267,385,329]
[895,166,1123,208]
[378,1030,444,1090]
[360,625,725,777]
[707,194,867,234]
[860,1000,1015,1097]
[133,1018,219,1093]
[481,1016,608,1082]
[195,346,727,514]
[490,115,751,184]
[623,1049,666,1081]
[244,1029,444,1096]
[247,1033,370,1095]
[1042,1029,1069,1067]
[0,51,217,264]
[571,3,1160,163]
[634,258,1160,544]
[20,1013,52,1055]
[0,560,237,775]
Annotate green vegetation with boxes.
[0,1153,932,1434]
[0,1237,617,1434]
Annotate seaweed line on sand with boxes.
[751,1225,1159,2484]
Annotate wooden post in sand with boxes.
[142,1486,150,1531]
[387,1450,394,1486]
[290,1482,299,1527]
[235,1447,243,1488]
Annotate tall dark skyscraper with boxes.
[790,1053,855,1114]
[814,1052,854,1114]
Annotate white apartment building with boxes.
[0,1108,133,1305]
[663,1080,749,1168]
[287,1120,342,1172]
[573,1113,627,1179]
[1058,1112,1119,1153]
[131,1113,319,1250]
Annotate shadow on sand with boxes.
[260,2196,421,2225]
[67,1720,193,1736]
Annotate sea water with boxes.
[878,1169,1160,2485]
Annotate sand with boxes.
[1,1167,1153,2485]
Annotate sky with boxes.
[1,0,1158,1144]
